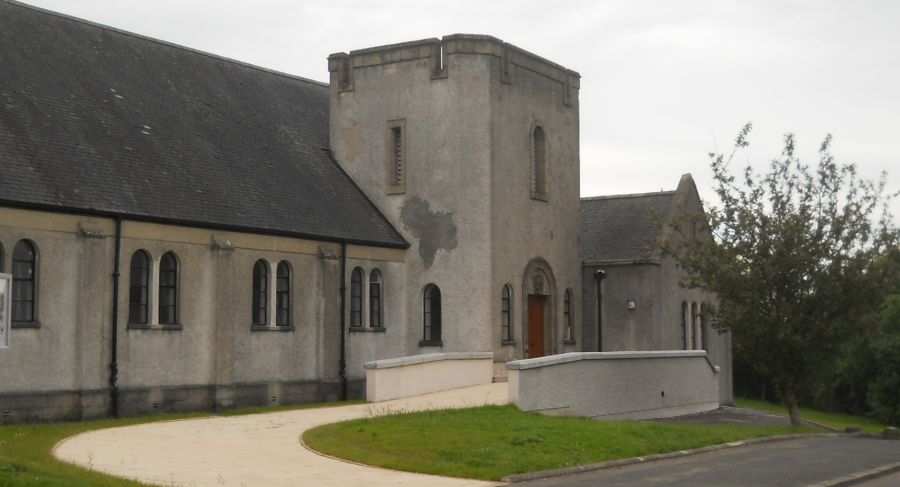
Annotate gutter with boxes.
[338,242,348,400]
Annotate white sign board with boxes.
[0,273,10,349]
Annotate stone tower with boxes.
[328,35,581,372]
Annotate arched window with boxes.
[501,284,512,342]
[276,262,291,327]
[423,284,442,343]
[531,126,547,199]
[700,303,708,350]
[563,288,573,341]
[128,250,150,324]
[158,252,178,325]
[350,267,363,327]
[369,269,382,328]
[11,240,36,323]
[252,260,268,326]
[681,301,688,350]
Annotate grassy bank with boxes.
[734,397,887,434]
[303,404,813,481]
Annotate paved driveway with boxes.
[54,383,508,487]
[515,436,900,487]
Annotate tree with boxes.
[672,123,897,425]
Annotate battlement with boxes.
[327,34,580,106]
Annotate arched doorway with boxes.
[522,258,556,358]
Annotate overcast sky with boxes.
[20,0,900,220]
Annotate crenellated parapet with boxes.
[328,34,580,106]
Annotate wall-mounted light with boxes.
[627,299,636,310]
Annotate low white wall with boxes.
[364,352,494,402]
[507,351,719,420]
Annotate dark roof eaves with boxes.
[4,0,329,89]
[0,200,409,249]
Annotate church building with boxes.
[0,0,731,422]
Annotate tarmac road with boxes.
[515,436,900,487]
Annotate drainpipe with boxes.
[338,242,348,400]
[109,216,122,417]
[594,269,606,352]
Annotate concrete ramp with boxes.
[365,352,494,402]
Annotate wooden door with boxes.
[527,295,545,358]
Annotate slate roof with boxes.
[580,191,676,263]
[0,1,407,248]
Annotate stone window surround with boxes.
[250,259,295,332]
[385,119,406,195]
[348,265,387,333]
[420,283,442,347]
[127,249,183,331]
[7,238,41,329]
[530,124,548,202]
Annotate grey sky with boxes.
[18,0,900,220]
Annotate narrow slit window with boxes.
[158,252,178,325]
[11,240,36,323]
[501,285,512,342]
[531,126,547,199]
[386,120,406,193]
[369,269,382,328]
[276,262,291,326]
[691,302,699,350]
[252,260,268,326]
[423,284,442,343]
[350,267,363,327]
[392,127,403,185]
[563,289,573,341]
[129,250,150,324]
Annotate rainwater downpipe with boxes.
[109,216,122,417]
[338,241,348,401]
[594,269,606,352]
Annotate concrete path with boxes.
[54,383,508,487]
[514,436,900,487]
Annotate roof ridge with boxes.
[581,190,676,202]
[6,0,329,88]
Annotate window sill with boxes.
[12,321,41,329]
[418,339,443,347]
[563,339,577,345]
[501,340,516,346]
[251,325,295,332]
[128,323,183,331]
[530,194,548,202]
[350,326,386,333]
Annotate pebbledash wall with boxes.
[330,35,582,380]
[0,207,406,421]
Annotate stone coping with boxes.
[506,351,708,370]
[364,352,493,370]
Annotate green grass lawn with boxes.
[0,401,361,486]
[303,404,814,481]
[734,397,888,434]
